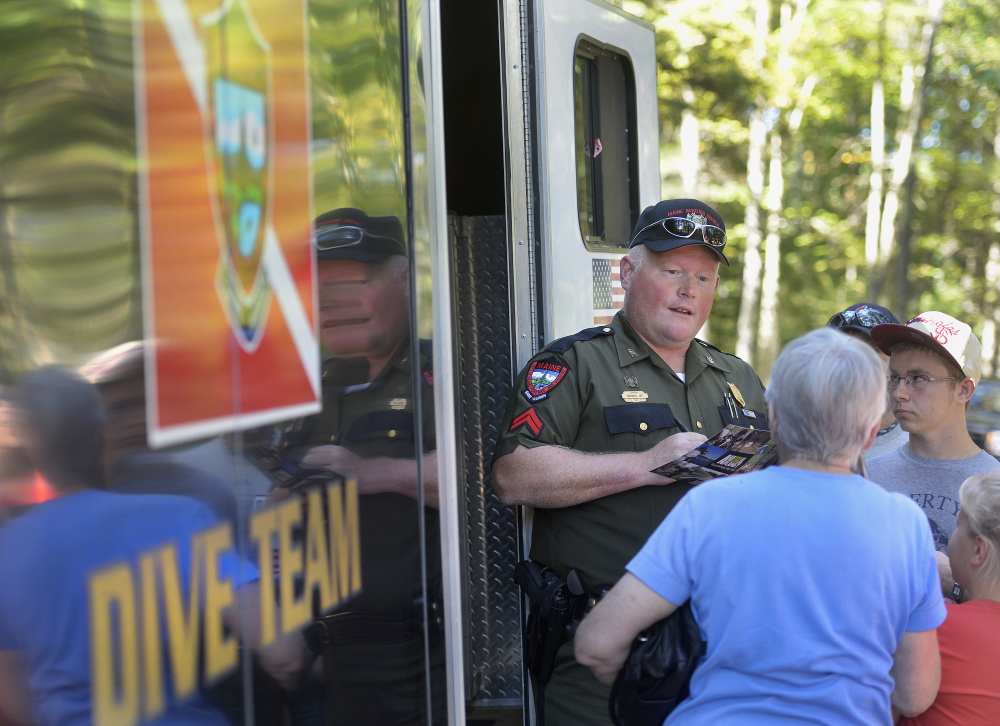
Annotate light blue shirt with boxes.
[628,467,945,726]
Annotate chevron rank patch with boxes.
[509,408,544,436]
[523,358,569,403]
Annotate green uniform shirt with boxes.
[494,311,767,590]
[285,340,439,616]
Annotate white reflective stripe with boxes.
[262,226,321,398]
[419,0,466,722]
[154,0,208,113]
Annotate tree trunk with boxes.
[736,108,767,363]
[757,130,784,380]
[983,243,1000,379]
[735,0,770,364]
[865,80,885,268]
[681,87,712,342]
[865,0,886,274]
[877,0,943,278]
[984,124,1000,378]
[679,88,700,198]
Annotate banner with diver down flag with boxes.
[136,0,318,447]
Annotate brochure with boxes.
[651,424,778,486]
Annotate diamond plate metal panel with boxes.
[592,258,612,309]
[450,215,524,703]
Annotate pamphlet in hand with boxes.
[651,424,778,486]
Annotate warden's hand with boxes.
[639,432,708,481]
[302,445,361,480]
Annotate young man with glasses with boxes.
[493,199,768,726]
[827,303,909,461]
[868,312,1000,553]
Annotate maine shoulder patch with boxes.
[523,358,569,403]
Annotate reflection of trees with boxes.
[0,0,411,380]
[0,0,139,379]
[310,0,407,226]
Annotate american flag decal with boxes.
[593,257,624,325]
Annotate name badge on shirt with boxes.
[621,391,649,403]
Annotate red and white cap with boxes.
[871,311,982,385]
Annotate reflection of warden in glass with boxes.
[280,208,443,726]
[492,199,768,726]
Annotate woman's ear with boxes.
[971,535,991,569]
[861,420,880,451]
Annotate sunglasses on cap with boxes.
[827,307,896,330]
[630,215,727,248]
[315,225,398,251]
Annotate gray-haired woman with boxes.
[576,328,945,725]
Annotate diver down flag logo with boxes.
[509,409,544,437]
[138,0,318,447]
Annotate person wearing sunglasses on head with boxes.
[827,303,909,462]
[492,199,768,726]
[867,312,1000,555]
[262,208,445,726]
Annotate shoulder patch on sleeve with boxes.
[546,325,615,355]
[509,408,544,436]
[522,357,569,403]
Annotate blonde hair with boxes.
[959,472,1000,582]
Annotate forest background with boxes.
[624,0,1000,382]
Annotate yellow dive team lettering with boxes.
[87,479,361,726]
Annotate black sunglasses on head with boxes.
[827,307,896,330]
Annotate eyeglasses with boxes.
[887,374,956,391]
[828,307,896,329]
[315,225,397,251]
[631,216,727,248]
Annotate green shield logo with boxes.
[203,0,273,351]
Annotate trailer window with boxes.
[573,38,639,252]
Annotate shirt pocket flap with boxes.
[345,410,415,441]
[604,403,679,436]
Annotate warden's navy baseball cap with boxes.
[628,198,729,267]
[314,208,406,262]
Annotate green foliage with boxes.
[636,0,1000,364]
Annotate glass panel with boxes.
[574,52,601,244]
[573,40,639,252]
[404,0,448,721]
[0,2,268,724]
[1,1,441,725]
[240,0,444,723]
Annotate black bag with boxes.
[608,601,705,726]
